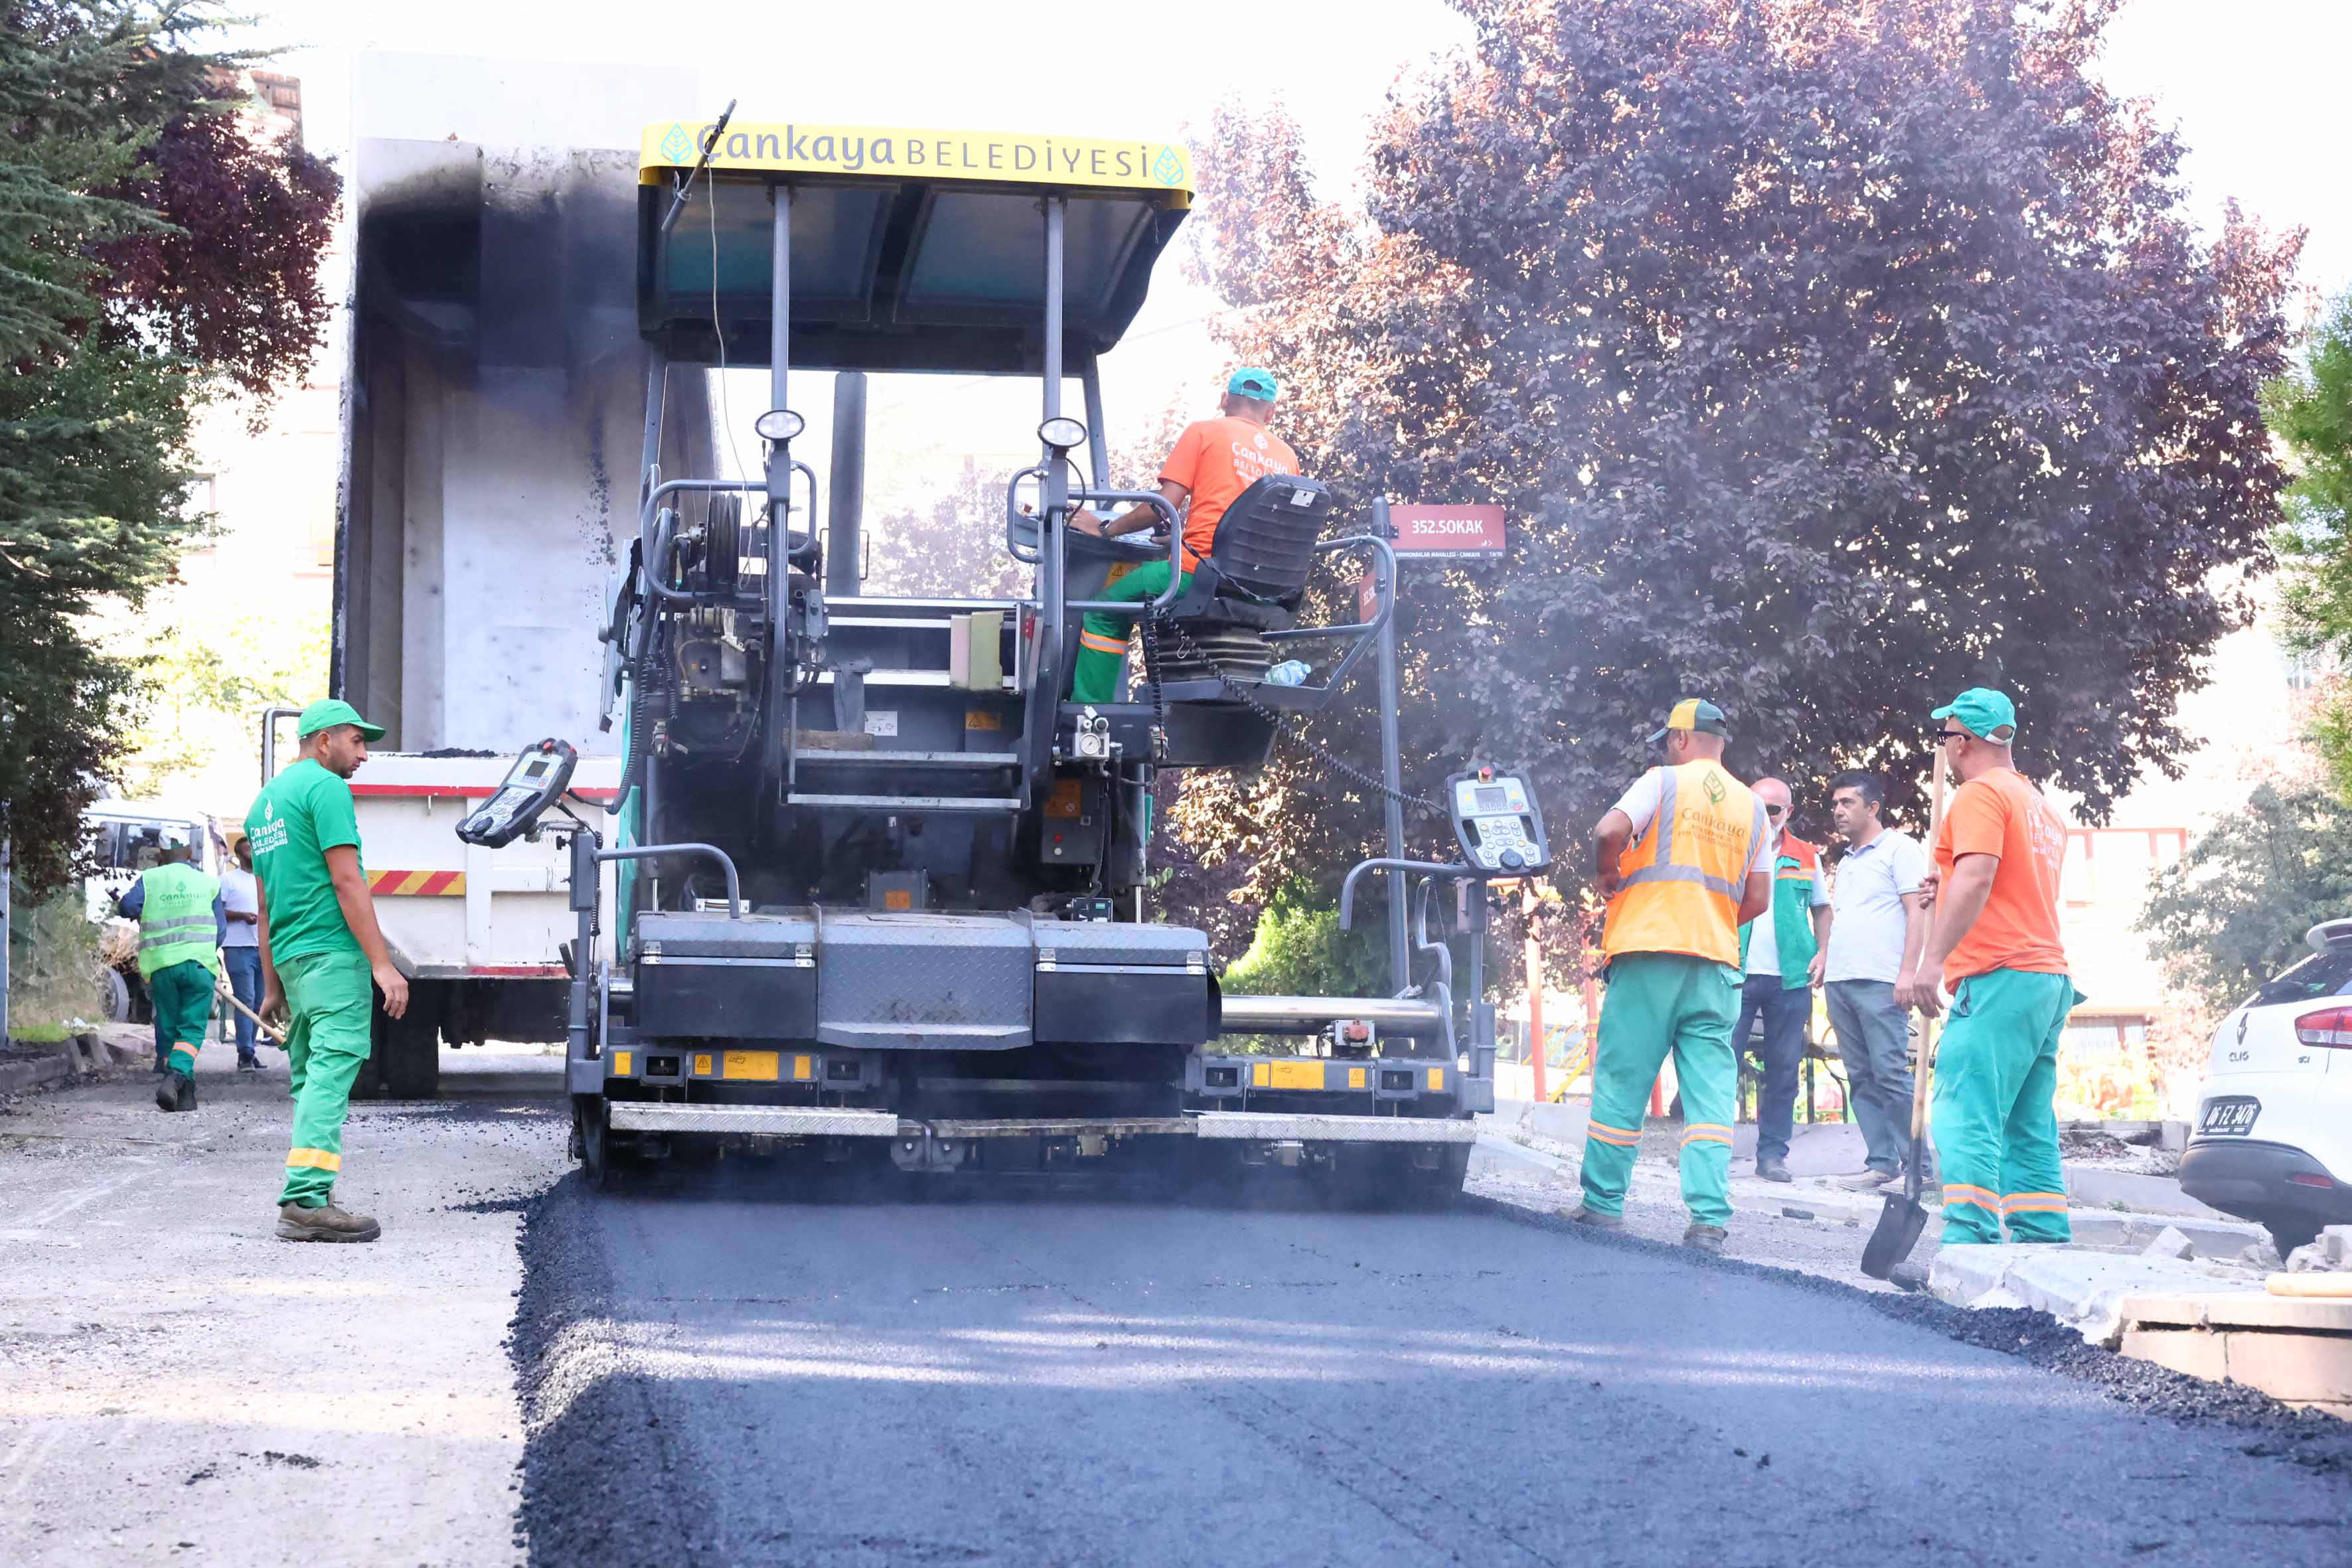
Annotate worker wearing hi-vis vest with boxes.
[1066,367,1298,704]
[1895,688,2079,1254]
[246,699,406,1244]
[117,842,226,1114]
[1565,700,1774,1254]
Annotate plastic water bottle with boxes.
[1265,660,1311,687]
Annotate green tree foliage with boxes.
[1219,877,1399,998]
[0,3,337,893]
[2266,290,2352,791]
[1176,0,2300,920]
[2138,781,2352,1015]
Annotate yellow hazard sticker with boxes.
[1267,1060,1324,1090]
[694,1054,714,1077]
[965,708,1002,731]
[793,1054,813,1081]
[1251,1061,1271,1087]
[1105,560,1138,588]
[1348,1067,1367,1089]
[611,1051,633,1077]
[1426,1067,1445,1091]
[724,1050,780,1081]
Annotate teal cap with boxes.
[1226,366,1279,402]
[1648,697,1731,743]
[1932,687,2016,740]
[297,698,385,742]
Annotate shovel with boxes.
[1861,749,1947,1281]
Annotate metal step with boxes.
[785,792,1022,813]
[607,1103,899,1137]
[797,750,1018,768]
[1190,1111,1478,1144]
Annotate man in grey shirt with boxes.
[218,835,266,1070]
[1822,771,1932,1190]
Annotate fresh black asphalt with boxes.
[511,1168,2352,1567]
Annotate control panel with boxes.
[455,738,579,848]
[1447,766,1551,876]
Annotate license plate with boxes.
[2199,1096,2260,1137]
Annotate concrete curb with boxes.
[0,1048,74,1097]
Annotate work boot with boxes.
[154,1073,195,1113]
[1887,1259,1932,1294]
[1682,1222,1727,1255]
[236,1054,261,1073]
[1755,1154,1792,1183]
[151,1059,167,1076]
[1831,1168,1895,1191]
[1559,1204,1624,1231]
[275,1202,381,1243]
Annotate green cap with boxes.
[1226,366,1279,402]
[1932,687,2016,741]
[297,698,385,742]
[1648,697,1731,743]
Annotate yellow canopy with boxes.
[639,119,1192,202]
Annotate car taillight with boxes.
[2293,1006,2352,1048]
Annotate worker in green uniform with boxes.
[118,842,226,1113]
[1563,700,1774,1253]
[247,699,408,1243]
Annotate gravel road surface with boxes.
[514,1164,2352,1568]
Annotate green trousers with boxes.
[1578,951,1741,1226]
[147,959,216,1079]
[1070,562,1190,704]
[1932,967,2078,1244]
[277,949,374,1208]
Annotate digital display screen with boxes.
[521,758,550,780]
[1474,785,1511,813]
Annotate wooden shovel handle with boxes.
[1905,750,1950,1152]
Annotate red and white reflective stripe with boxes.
[367,870,466,896]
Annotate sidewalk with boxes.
[1471,1099,2278,1298]
[0,1042,568,1566]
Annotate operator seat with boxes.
[1153,473,1334,682]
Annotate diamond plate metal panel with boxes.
[819,911,1033,1049]
[1190,1111,1478,1144]
[607,1104,900,1137]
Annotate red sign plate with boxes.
[1389,504,1505,557]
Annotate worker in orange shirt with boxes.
[1067,368,1297,704]
[1896,688,2080,1247]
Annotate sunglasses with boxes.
[1764,804,1786,817]
[1930,729,1968,742]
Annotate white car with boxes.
[2177,919,2352,1255]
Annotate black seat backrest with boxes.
[1207,474,1330,594]
[1166,474,1334,626]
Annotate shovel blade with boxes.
[1859,1192,1929,1280]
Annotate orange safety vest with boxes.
[1603,761,1768,967]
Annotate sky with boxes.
[251,0,2352,496]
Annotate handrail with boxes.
[1337,857,1482,931]
[596,842,742,918]
[1062,488,1185,617]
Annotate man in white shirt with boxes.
[1822,770,1932,1190]
[218,834,267,1071]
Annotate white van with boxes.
[2177,919,2352,1255]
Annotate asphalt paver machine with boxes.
[470,116,1550,1198]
